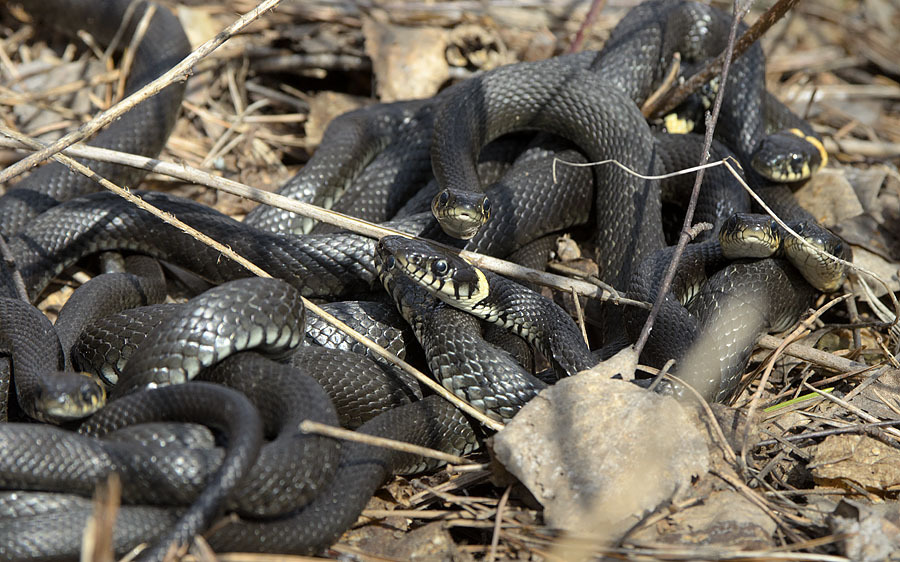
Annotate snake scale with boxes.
[0,0,847,558]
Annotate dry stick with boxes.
[0,138,648,310]
[803,383,900,442]
[756,334,867,373]
[0,130,503,432]
[487,485,513,562]
[564,0,607,54]
[299,420,472,466]
[0,128,255,278]
[739,294,851,470]
[643,0,801,119]
[0,235,28,302]
[754,420,900,449]
[0,0,287,186]
[114,2,156,102]
[633,2,749,360]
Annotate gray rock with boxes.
[491,352,709,542]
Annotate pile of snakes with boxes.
[0,0,850,559]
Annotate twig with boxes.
[0,138,647,308]
[640,53,681,116]
[0,0,287,185]
[565,0,607,54]
[299,420,473,465]
[301,299,504,431]
[802,383,900,442]
[0,235,28,302]
[754,420,900,449]
[0,127,265,279]
[756,334,867,372]
[644,0,801,119]
[634,2,749,360]
[739,294,851,468]
[487,485,512,562]
[662,372,738,465]
[0,128,504,431]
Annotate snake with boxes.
[0,0,190,237]
[0,0,848,557]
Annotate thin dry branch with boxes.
[299,420,475,465]
[643,0,801,119]
[633,1,749,359]
[0,132,504,432]
[0,137,648,309]
[0,0,287,186]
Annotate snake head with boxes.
[431,189,491,240]
[782,222,849,293]
[718,213,782,259]
[32,371,107,424]
[751,129,827,183]
[375,236,487,304]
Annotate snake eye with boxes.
[431,259,449,276]
[481,197,491,215]
[81,386,96,404]
[438,191,450,207]
[384,255,395,270]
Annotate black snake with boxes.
[0,0,848,558]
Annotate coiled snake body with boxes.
[0,0,847,558]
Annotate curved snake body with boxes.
[0,0,190,236]
[0,0,849,557]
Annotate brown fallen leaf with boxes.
[811,434,900,492]
[363,17,449,102]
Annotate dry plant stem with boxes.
[0,0,287,186]
[662,373,737,464]
[0,138,648,309]
[712,469,803,544]
[115,3,156,101]
[0,127,267,275]
[803,382,900,442]
[0,131,503,432]
[644,0,801,119]
[0,235,28,302]
[739,294,850,468]
[633,3,746,359]
[81,473,121,562]
[754,420,900,448]
[302,300,504,431]
[487,485,513,562]
[640,53,681,116]
[564,0,607,54]
[756,334,867,372]
[299,420,473,466]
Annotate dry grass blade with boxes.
[0,0,287,185]
[0,137,646,308]
[299,420,474,465]
[740,293,852,465]
[0,139,504,431]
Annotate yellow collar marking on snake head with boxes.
[789,127,829,169]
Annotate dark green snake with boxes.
[0,0,848,557]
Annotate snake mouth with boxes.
[718,214,848,293]
[431,189,492,240]
[35,371,107,423]
[375,236,489,304]
[751,129,827,182]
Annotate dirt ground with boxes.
[2,0,900,560]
